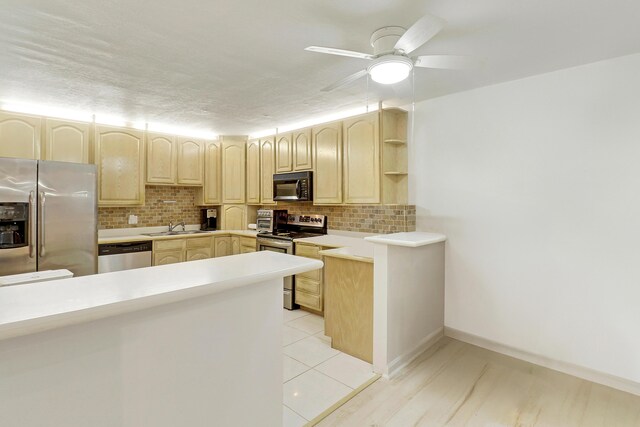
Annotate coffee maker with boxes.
[201,208,218,230]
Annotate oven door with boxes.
[256,238,293,254]
[256,237,297,310]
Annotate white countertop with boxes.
[365,231,447,247]
[98,227,258,244]
[295,234,375,261]
[0,251,322,342]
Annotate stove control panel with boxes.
[287,214,326,228]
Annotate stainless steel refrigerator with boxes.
[0,158,97,277]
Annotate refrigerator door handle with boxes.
[39,191,46,257]
[29,191,36,258]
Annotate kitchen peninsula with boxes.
[296,231,446,378]
[0,251,322,427]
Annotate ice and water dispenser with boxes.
[0,203,28,248]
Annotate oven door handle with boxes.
[257,238,293,249]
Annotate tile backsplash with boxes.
[262,202,416,234]
[100,187,416,234]
[99,186,201,229]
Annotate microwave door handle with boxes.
[296,180,302,199]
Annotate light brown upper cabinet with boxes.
[275,133,293,173]
[176,137,204,185]
[220,204,246,230]
[44,118,91,163]
[146,132,176,184]
[94,125,145,206]
[293,128,313,171]
[146,135,204,186]
[313,121,343,205]
[246,138,261,204]
[260,136,276,204]
[0,112,41,160]
[195,140,222,205]
[221,136,246,204]
[343,112,380,204]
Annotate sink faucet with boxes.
[168,220,186,232]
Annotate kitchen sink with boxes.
[142,230,211,237]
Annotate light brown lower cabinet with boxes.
[294,243,324,311]
[214,236,232,257]
[151,234,254,265]
[231,236,241,255]
[153,236,213,265]
[186,236,213,260]
[240,236,256,253]
[152,239,187,266]
[323,256,374,363]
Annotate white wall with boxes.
[409,53,640,384]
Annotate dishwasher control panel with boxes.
[98,241,153,273]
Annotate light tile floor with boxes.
[282,310,376,427]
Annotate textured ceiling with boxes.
[1,0,639,135]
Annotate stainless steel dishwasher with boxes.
[98,241,153,273]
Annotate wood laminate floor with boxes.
[316,337,640,427]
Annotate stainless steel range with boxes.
[256,213,327,310]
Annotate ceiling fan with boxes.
[305,13,479,92]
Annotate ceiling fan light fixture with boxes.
[368,55,413,85]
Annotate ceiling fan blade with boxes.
[414,55,481,70]
[305,46,374,60]
[394,13,446,54]
[321,69,368,92]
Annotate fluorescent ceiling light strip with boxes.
[0,101,94,122]
[1,100,218,139]
[146,122,218,140]
[248,128,278,139]
[250,103,380,137]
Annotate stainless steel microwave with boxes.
[273,171,313,202]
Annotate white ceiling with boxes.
[1,0,639,135]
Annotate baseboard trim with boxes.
[445,327,640,397]
[385,327,444,379]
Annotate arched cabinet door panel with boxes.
[0,112,42,160]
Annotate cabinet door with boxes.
[95,125,145,206]
[221,137,246,204]
[343,113,380,204]
[44,119,90,163]
[260,136,275,204]
[0,112,41,159]
[231,236,240,255]
[246,139,261,204]
[221,205,246,230]
[214,236,232,257]
[177,137,204,185]
[312,121,342,204]
[153,249,185,266]
[198,141,222,205]
[293,129,312,171]
[186,247,212,261]
[146,132,176,184]
[275,133,293,173]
